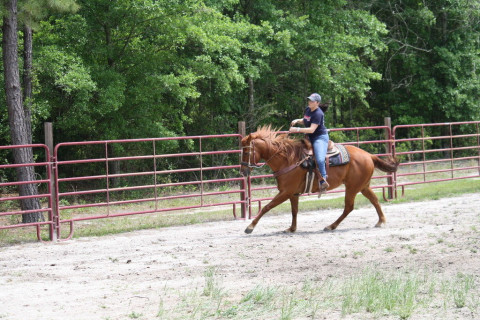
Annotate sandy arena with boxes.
[1,193,479,319]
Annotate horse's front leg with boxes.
[285,195,299,233]
[245,191,290,234]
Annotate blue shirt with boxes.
[303,107,327,139]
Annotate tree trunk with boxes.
[3,0,43,223]
[23,25,33,143]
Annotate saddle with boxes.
[272,139,349,183]
[300,139,350,194]
[300,139,350,169]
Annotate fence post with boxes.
[44,122,58,241]
[477,122,480,176]
[238,121,247,219]
[384,117,394,199]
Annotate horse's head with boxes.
[240,134,265,177]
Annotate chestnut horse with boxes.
[240,126,399,234]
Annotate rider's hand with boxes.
[289,127,300,133]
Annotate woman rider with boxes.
[289,93,329,195]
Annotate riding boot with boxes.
[314,168,329,197]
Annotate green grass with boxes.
[263,177,480,216]
[155,266,479,319]
[341,269,431,319]
[1,178,479,245]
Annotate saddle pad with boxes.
[328,144,350,167]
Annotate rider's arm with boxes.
[289,123,318,134]
[290,119,304,126]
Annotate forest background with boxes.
[0,0,479,224]
[1,0,479,145]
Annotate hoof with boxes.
[375,222,386,228]
[324,225,336,231]
[245,227,254,234]
[284,228,296,233]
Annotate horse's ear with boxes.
[241,134,252,146]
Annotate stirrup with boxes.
[314,171,328,197]
[318,174,329,197]
[319,181,329,194]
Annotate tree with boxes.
[20,0,79,140]
[2,0,42,222]
[229,0,387,129]
[363,0,480,124]
[31,0,272,141]
[1,0,78,223]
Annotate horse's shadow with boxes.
[247,226,376,238]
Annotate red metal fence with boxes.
[52,134,245,240]
[0,144,55,241]
[392,121,480,197]
[1,120,479,241]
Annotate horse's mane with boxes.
[250,125,308,164]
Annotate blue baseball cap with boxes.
[307,93,322,102]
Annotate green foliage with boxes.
[8,0,391,146]
[36,45,97,126]
[19,0,79,28]
[1,0,478,150]
[366,0,480,125]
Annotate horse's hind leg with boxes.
[324,189,357,231]
[361,186,386,228]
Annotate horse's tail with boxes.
[371,155,399,173]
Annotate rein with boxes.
[272,155,310,177]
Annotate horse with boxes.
[240,126,399,234]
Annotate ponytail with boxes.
[320,102,330,113]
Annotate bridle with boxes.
[241,137,311,177]
[240,139,279,169]
[240,140,263,169]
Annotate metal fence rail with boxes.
[392,121,480,197]
[53,134,245,240]
[1,120,479,241]
[0,144,54,241]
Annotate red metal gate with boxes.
[1,120,479,241]
[0,144,55,241]
[52,134,246,240]
[392,121,480,197]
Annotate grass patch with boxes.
[156,266,479,319]
[391,178,480,203]
[261,178,480,216]
[341,269,432,319]
[72,208,234,238]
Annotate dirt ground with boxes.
[0,193,479,320]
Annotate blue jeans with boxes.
[310,133,329,177]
